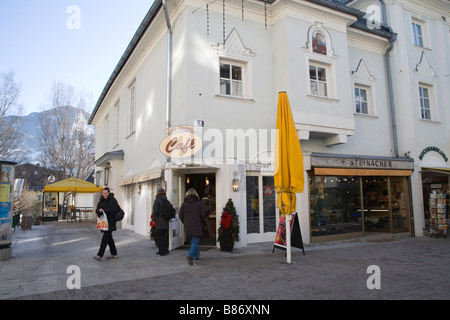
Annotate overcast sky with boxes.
[0,0,154,116]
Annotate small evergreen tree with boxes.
[218,198,240,245]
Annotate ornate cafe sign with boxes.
[160,125,202,159]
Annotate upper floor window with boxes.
[419,85,431,120]
[309,63,328,97]
[412,22,424,47]
[212,28,255,101]
[351,59,377,117]
[128,81,136,136]
[354,87,368,115]
[113,100,120,147]
[220,62,243,97]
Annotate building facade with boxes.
[89,0,450,248]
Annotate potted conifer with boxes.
[217,198,240,251]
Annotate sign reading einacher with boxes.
[311,155,414,170]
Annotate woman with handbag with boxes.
[93,187,121,260]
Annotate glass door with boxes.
[168,170,185,250]
[246,174,279,242]
[390,177,410,233]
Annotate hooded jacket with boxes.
[96,193,120,232]
[179,194,206,238]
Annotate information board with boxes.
[0,162,15,248]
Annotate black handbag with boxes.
[115,208,125,221]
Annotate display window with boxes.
[310,174,411,241]
[310,176,363,238]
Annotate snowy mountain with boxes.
[4,107,93,164]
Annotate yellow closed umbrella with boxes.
[274,91,304,263]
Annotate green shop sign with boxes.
[419,146,448,162]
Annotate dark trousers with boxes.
[157,229,169,254]
[97,230,117,257]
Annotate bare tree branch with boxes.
[38,81,95,180]
[0,71,24,161]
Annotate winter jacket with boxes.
[96,193,120,232]
[152,193,170,230]
[179,194,206,238]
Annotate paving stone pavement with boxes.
[1,221,450,301]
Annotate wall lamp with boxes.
[232,178,240,192]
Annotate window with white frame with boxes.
[309,63,328,97]
[219,61,244,98]
[412,22,424,47]
[104,114,109,151]
[419,85,431,120]
[354,86,369,115]
[113,100,120,147]
[128,82,136,135]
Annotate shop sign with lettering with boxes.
[160,125,202,159]
[311,155,414,170]
[419,146,448,162]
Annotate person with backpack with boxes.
[151,187,173,256]
[179,188,206,265]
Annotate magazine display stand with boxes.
[429,192,447,238]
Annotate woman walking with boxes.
[179,188,206,265]
[93,187,121,260]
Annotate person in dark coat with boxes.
[93,187,121,260]
[152,188,170,256]
[179,188,206,265]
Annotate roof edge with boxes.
[88,0,163,125]
[304,0,365,19]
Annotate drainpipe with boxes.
[162,0,172,131]
[162,0,173,169]
[380,0,399,158]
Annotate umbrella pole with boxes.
[286,214,292,263]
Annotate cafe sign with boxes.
[160,125,202,159]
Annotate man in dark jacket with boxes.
[94,187,121,260]
[152,188,170,255]
[179,188,206,265]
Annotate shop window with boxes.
[246,175,277,235]
[363,177,390,231]
[310,174,411,240]
[390,177,409,233]
[310,176,363,238]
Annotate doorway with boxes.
[185,173,216,246]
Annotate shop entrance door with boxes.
[169,171,185,250]
[185,173,216,246]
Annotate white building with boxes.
[89,0,450,248]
